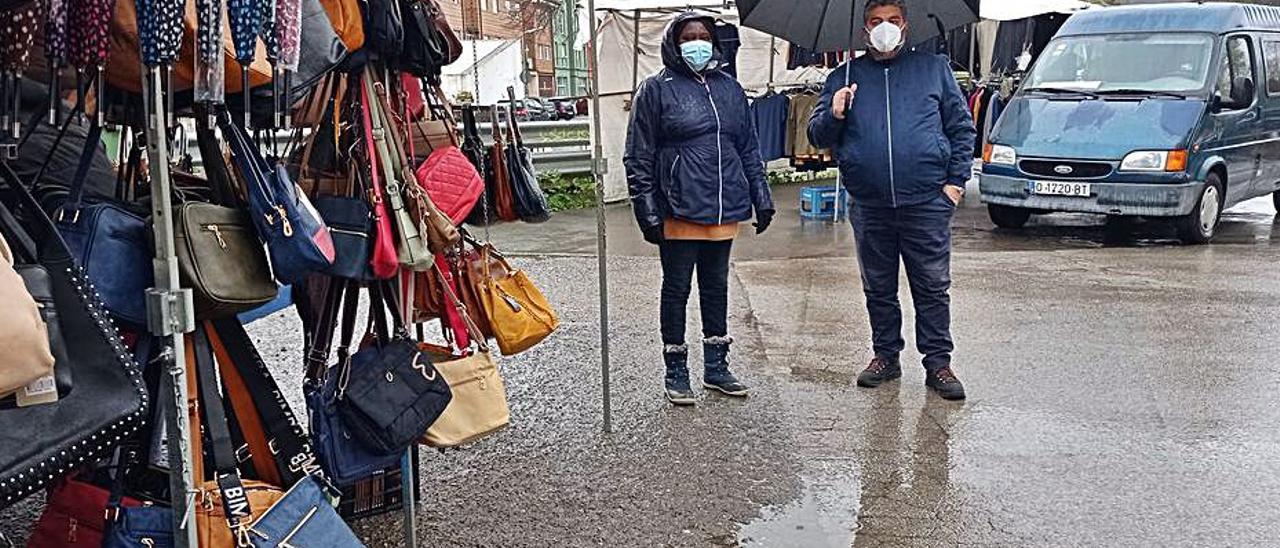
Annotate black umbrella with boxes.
[738,0,979,53]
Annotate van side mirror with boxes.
[1217,76,1256,110]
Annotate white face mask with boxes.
[869,21,904,53]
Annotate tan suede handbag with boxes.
[476,245,559,356]
[0,233,55,398]
[422,263,510,448]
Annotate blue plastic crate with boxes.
[799,185,851,221]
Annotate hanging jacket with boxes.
[624,11,773,232]
[808,49,976,209]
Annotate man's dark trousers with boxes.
[851,192,955,372]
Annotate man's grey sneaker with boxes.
[664,345,696,406]
[925,367,966,400]
[856,356,902,388]
[703,337,748,397]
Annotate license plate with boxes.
[1028,180,1091,197]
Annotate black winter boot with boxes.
[702,337,748,397]
[664,345,696,406]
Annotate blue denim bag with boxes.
[249,476,363,547]
[55,122,153,326]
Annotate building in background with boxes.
[438,0,558,98]
[551,0,589,97]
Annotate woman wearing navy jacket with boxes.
[624,12,775,406]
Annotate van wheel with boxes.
[988,204,1031,229]
[1176,174,1223,245]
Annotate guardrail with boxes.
[184,119,593,176]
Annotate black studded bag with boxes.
[0,161,148,509]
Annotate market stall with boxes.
[0,0,563,545]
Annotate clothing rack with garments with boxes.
[968,72,1022,158]
[749,84,834,171]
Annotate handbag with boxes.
[488,116,519,222]
[337,280,452,455]
[305,279,402,484]
[55,121,154,326]
[314,173,375,281]
[414,90,484,225]
[317,0,364,51]
[462,105,499,226]
[421,263,509,448]
[360,71,432,269]
[398,0,447,79]
[476,244,559,356]
[428,0,461,65]
[0,162,148,508]
[362,0,404,58]
[28,476,141,547]
[221,112,336,283]
[248,475,364,547]
[191,326,286,548]
[101,453,173,548]
[372,76,460,256]
[176,114,279,319]
[503,101,552,223]
[7,260,74,406]
[0,231,55,399]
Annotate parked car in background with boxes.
[980,2,1280,244]
[497,99,533,122]
[549,97,578,120]
[523,97,556,121]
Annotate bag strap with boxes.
[361,71,398,207]
[304,277,346,383]
[194,104,240,207]
[58,119,102,218]
[210,319,323,487]
[433,258,487,353]
[192,325,254,541]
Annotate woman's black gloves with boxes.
[642,224,665,245]
[753,209,775,235]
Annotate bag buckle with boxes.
[55,208,80,224]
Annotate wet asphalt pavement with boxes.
[7,181,1280,546]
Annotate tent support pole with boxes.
[631,10,641,95]
[142,65,198,548]
[588,0,612,434]
[768,36,776,87]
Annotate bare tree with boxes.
[504,0,561,34]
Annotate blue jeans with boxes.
[851,192,955,371]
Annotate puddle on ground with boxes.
[737,465,861,547]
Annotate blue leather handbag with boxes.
[314,193,373,281]
[248,476,363,547]
[55,122,153,326]
[305,280,401,485]
[220,112,335,284]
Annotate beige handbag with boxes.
[0,234,56,398]
[421,263,510,448]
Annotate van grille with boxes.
[1020,159,1113,179]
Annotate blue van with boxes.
[979,3,1280,243]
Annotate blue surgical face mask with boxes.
[680,40,714,72]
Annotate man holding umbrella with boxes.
[808,0,976,400]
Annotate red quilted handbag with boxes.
[416,146,485,225]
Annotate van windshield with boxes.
[1025,33,1215,94]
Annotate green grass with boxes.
[539,171,597,212]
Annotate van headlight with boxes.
[1121,150,1187,172]
[984,144,1017,166]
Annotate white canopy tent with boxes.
[587,5,829,202]
[980,0,1092,21]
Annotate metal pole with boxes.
[586,0,611,434]
[142,65,198,548]
[630,10,641,95]
[400,448,417,548]
[768,36,776,88]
